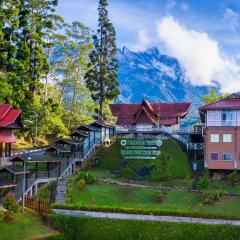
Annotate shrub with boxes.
[76,171,96,184]
[198,175,209,190]
[202,190,223,204]
[153,191,165,203]
[227,170,238,186]
[90,198,96,205]
[52,203,239,220]
[77,179,86,191]
[43,214,240,240]
[3,192,18,221]
[3,192,18,214]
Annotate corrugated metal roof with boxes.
[110,99,191,126]
[0,165,30,175]
[0,104,22,128]
[200,98,240,111]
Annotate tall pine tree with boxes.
[85,0,119,121]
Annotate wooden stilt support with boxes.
[8,143,11,157]
[0,143,3,158]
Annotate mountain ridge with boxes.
[116,47,211,109]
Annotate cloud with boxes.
[180,2,189,11]
[130,30,153,51]
[223,8,239,32]
[165,0,176,9]
[157,16,240,92]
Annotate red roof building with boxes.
[110,99,191,132]
[199,93,240,171]
[0,104,23,158]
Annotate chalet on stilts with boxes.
[0,104,23,161]
[89,121,115,144]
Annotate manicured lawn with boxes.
[70,183,240,218]
[0,211,57,240]
[44,214,240,240]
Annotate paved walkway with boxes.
[99,178,240,196]
[99,178,199,192]
[53,209,240,226]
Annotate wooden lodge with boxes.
[0,104,23,159]
[110,99,191,134]
[0,117,116,200]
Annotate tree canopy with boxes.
[0,0,115,145]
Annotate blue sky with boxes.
[56,0,240,92]
[56,0,240,54]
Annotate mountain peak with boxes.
[117,46,211,115]
[122,46,131,54]
[146,47,159,55]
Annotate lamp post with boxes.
[22,160,26,213]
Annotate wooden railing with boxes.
[25,196,51,213]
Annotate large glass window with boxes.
[210,153,219,160]
[222,110,233,126]
[223,152,232,161]
[223,134,232,142]
[210,134,219,142]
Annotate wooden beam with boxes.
[0,143,3,157]
[8,143,11,157]
[47,163,50,178]
[4,143,8,157]
[35,162,38,180]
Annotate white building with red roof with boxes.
[199,93,240,171]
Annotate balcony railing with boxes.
[207,120,240,127]
[116,125,166,132]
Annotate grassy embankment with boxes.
[68,183,240,219]
[95,138,192,181]
[0,210,57,240]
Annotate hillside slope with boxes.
[96,139,192,181]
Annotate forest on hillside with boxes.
[0,0,119,145]
[0,0,221,147]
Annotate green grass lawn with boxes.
[44,214,240,240]
[209,180,240,193]
[96,138,192,181]
[70,183,240,218]
[0,210,57,240]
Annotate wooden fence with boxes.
[25,196,51,213]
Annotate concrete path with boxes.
[53,209,240,226]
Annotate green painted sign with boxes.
[120,139,162,160]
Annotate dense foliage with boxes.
[85,0,119,120]
[44,214,240,240]
[3,192,18,214]
[95,139,192,180]
[0,0,115,144]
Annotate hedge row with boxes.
[43,214,240,240]
[52,203,240,220]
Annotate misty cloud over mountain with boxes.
[117,47,211,108]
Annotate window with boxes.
[222,110,233,126]
[223,134,232,142]
[210,153,219,160]
[210,134,219,142]
[223,152,232,161]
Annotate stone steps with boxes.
[55,179,67,204]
